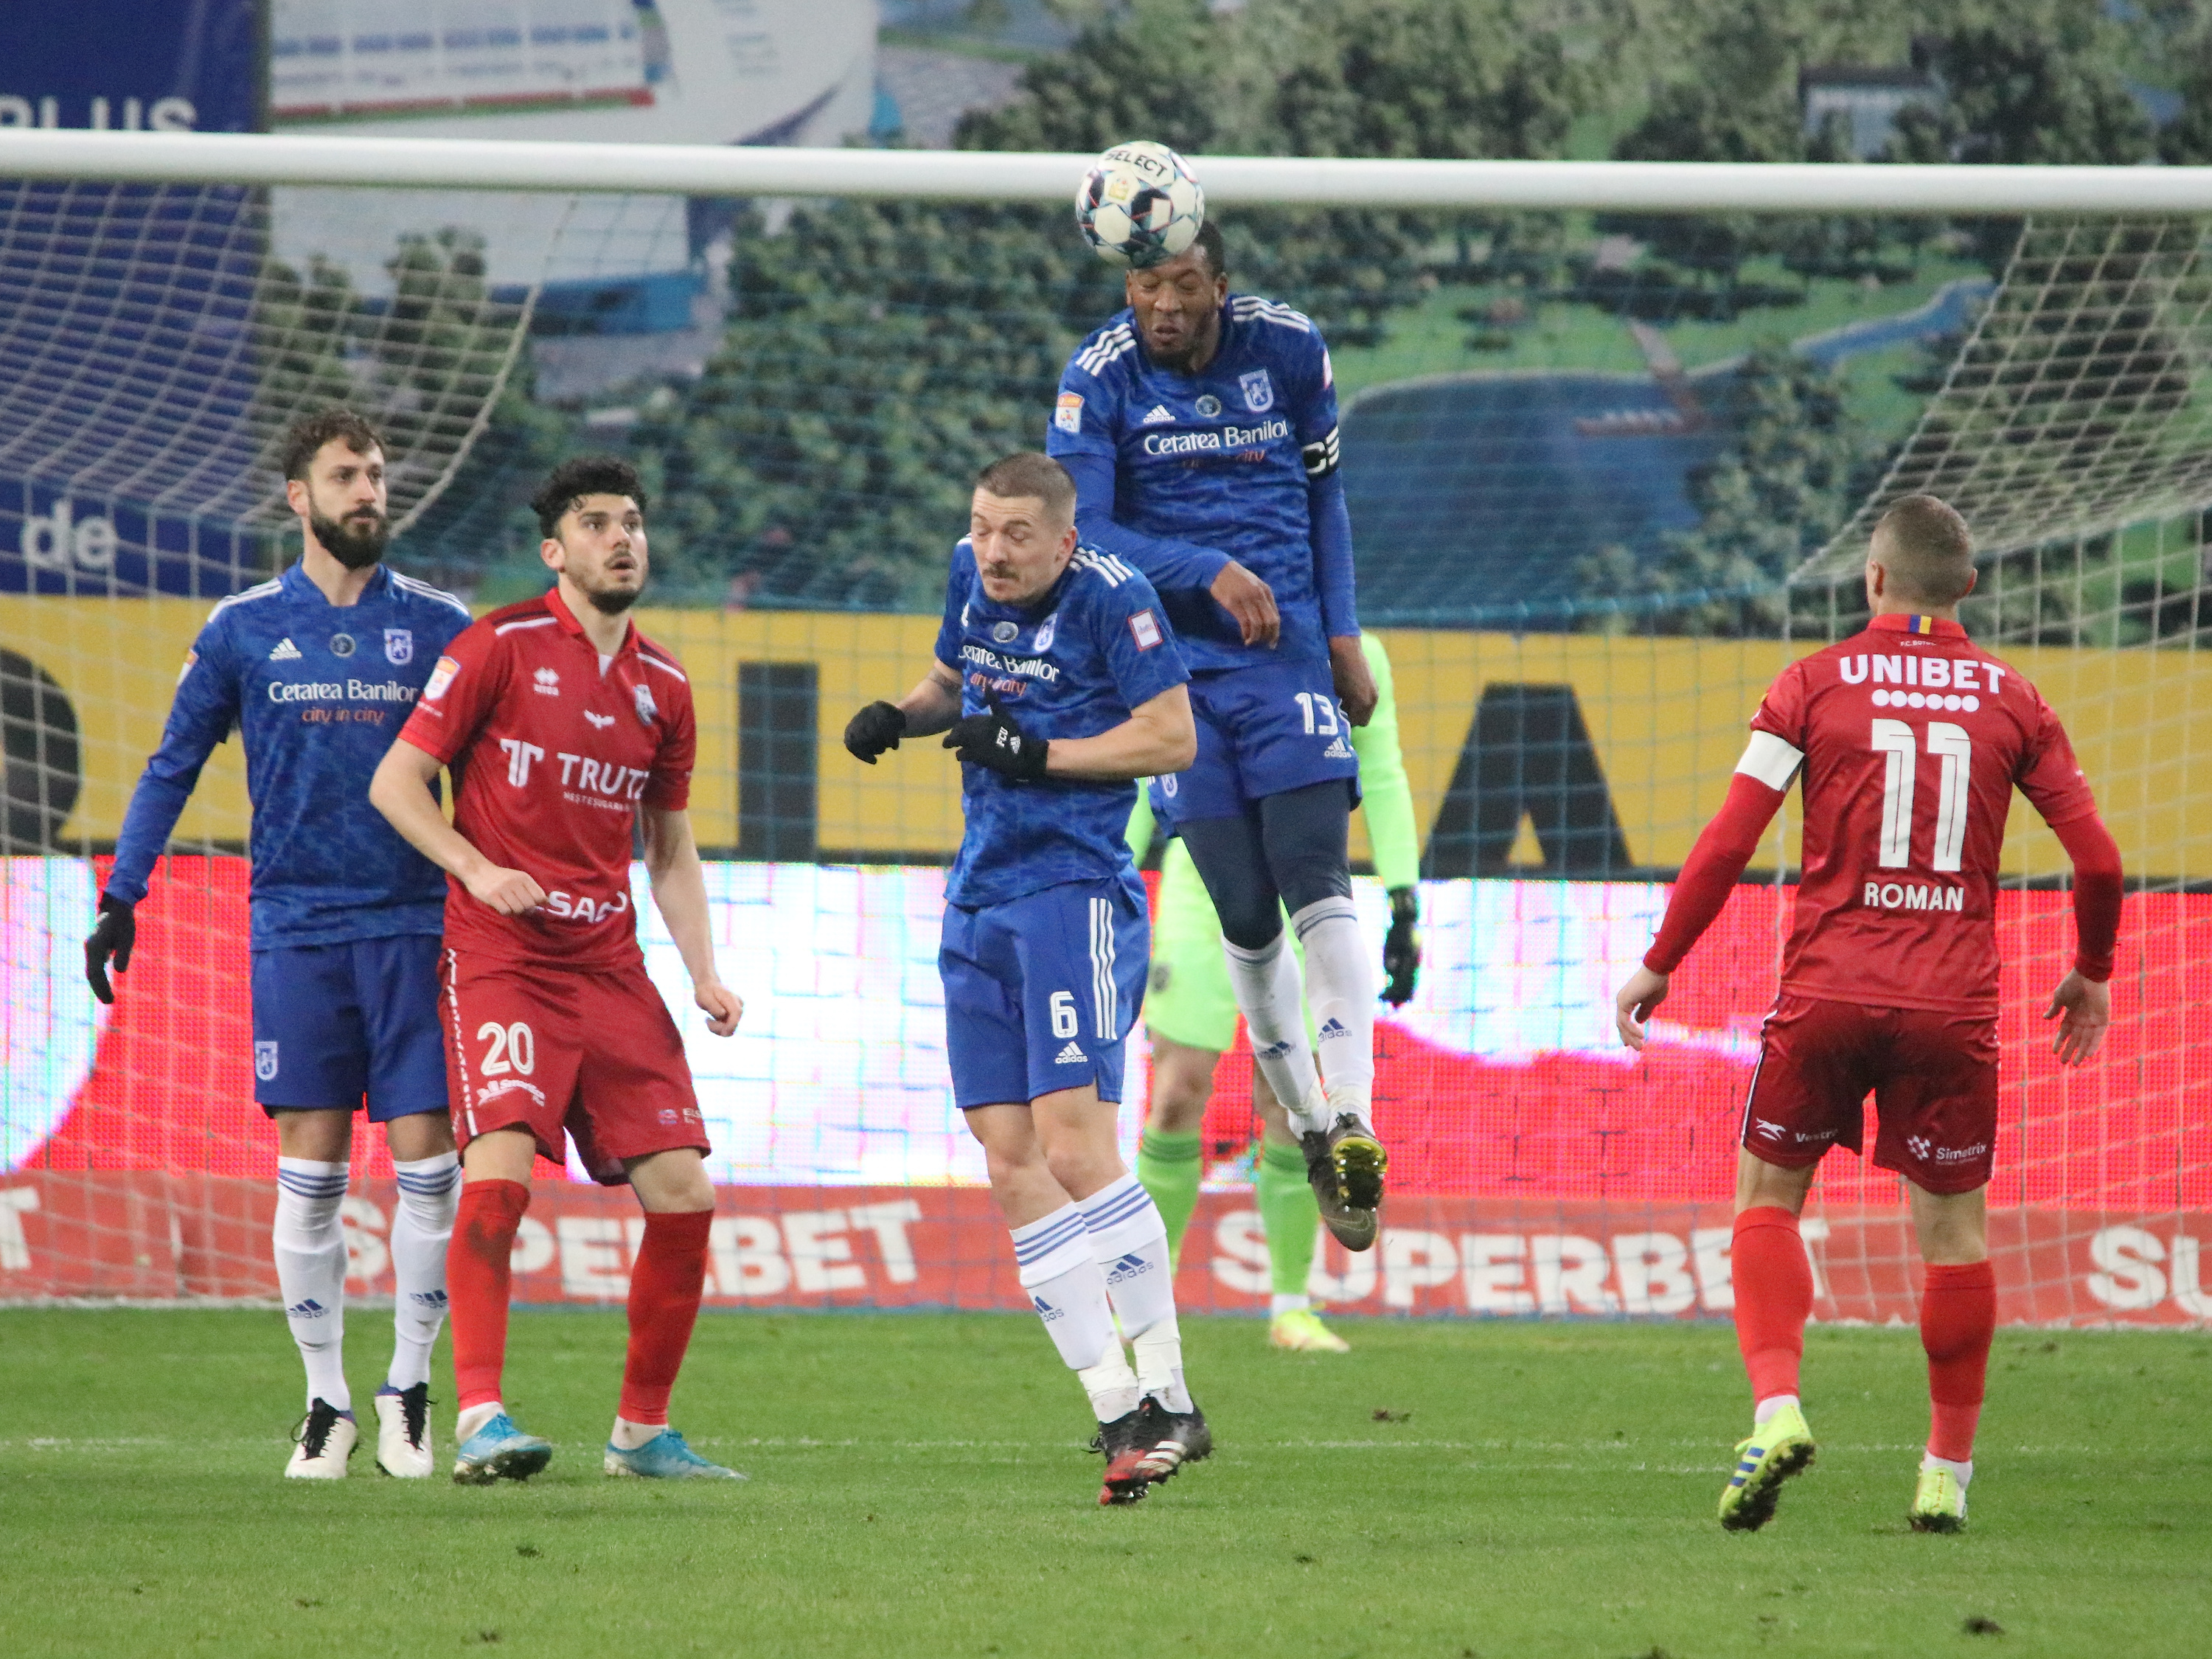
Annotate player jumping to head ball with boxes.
[1048,219,1388,1251]
[1615,495,2124,1535]
[91,408,473,1480]
[371,456,745,1484]
[844,453,1205,1505]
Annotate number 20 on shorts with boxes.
[477,1020,537,1077]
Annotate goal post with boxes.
[1,134,2205,1326]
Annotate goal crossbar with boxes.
[7,128,2212,214]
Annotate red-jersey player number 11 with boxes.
[1871,719,1972,873]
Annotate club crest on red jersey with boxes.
[634,681,658,726]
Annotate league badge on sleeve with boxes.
[384,627,414,666]
[1239,369,1274,413]
[1055,391,1085,435]
[423,655,461,700]
[176,650,197,686]
[1128,608,1164,651]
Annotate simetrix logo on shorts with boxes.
[476,1077,546,1110]
[1915,1138,1989,1164]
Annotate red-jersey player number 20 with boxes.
[477,1020,537,1077]
[1871,718,1972,873]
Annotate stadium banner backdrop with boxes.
[12,599,2212,882]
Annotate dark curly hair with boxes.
[532,455,649,539]
[279,406,384,481]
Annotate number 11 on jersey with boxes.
[1871,718,1972,872]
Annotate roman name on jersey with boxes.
[1864,881,1966,911]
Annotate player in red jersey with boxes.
[1615,495,2123,1536]
[369,456,746,1484]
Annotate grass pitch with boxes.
[1,1310,2205,1658]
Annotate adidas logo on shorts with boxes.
[1054,1040,1085,1065]
[1322,737,1354,759]
[268,637,302,661]
[1318,1018,1349,1040]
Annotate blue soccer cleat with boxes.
[602,1429,746,1481]
[451,1413,553,1486]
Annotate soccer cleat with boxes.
[1908,1466,1969,1534]
[602,1429,746,1481]
[1133,1395,1212,1486]
[285,1399,357,1479]
[1269,1308,1352,1352]
[1717,1401,1817,1531]
[451,1413,554,1486]
[1093,1407,1155,1506]
[1301,1114,1386,1252]
[373,1382,435,1478]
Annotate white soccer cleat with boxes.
[373,1382,435,1478]
[285,1399,358,1478]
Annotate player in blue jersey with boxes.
[1048,220,1388,1249]
[843,453,1204,1506]
[86,408,474,1480]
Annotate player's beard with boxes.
[310,507,389,570]
[580,572,643,615]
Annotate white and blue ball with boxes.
[1075,142,1206,269]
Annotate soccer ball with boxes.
[1075,142,1206,269]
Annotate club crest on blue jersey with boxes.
[1034,614,1058,653]
[1239,369,1274,412]
[254,1040,279,1081]
[384,627,413,666]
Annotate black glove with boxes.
[1381,886,1421,1006]
[844,700,907,765]
[85,892,136,1006]
[942,698,1048,781]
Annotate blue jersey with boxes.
[1047,294,1352,673]
[936,540,1190,909]
[108,563,474,950]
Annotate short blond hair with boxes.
[1871,494,1975,605]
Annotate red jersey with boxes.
[1748,613,2097,1015]
[396,585,695,969]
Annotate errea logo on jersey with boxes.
[533,667,560,696]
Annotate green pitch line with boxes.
[1,1310,2205,1658]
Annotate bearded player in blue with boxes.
[85,408,473,1481]
[1047,219,1388,1249]
[844,453,1207,1507]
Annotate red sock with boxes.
[1732,1206,1813,1406]
[448,1179,529,1411]
[619,1210,714,1426]
[1921,1260,1996,1461]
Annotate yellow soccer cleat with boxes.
[1717,1401,1816,1531]
[1908,1465,1968,1534]
[1268,1308,1351,1352]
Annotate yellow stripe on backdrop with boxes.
[10,597,2208,883]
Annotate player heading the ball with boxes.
[1615,495,2124,1537]
[370,455,746,1485]
[92,406,473,1481]
[1048,218,1390,1251]
[844,453,1207,1506]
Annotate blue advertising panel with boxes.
[0,2,269,598]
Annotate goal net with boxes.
[1,151,2203,1327]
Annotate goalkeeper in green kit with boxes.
[1129,633,1422,1352]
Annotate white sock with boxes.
[1077,1349,1142,1423]
[456,1400,503,1442]
[1921,1451,1973,1488]
[1131,1317,1194,1414]
[274,1158,352,1413]
[388,1151,459,1391]
[1222,931,1326,1135]
[1270,1293,1310,1318]
[1754,1393,1800,1426]
[1011,1204,1119,1372]
[611,1416,664,1451]
[1292,895,1377,1128]
[1079,1174,1177,1340]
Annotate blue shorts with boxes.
[1148,659,1361,829]
[940,877,1150,1109]
[250,936,448,1121]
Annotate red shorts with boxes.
[440,948,706,1186]
[1739,994,1999,1194]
